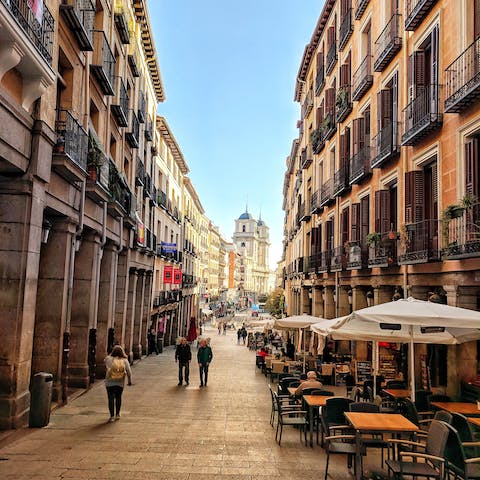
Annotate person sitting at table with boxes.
[286,338,295,360]
[257,347,267,359]
[278,347,288,361]
[294,370,323,395]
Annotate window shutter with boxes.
[413,51,427,88]
[326,219,334,250]
[375,190,390,233]
[317,51,324,69]
[351,203,360,242]
[341,207,350,245]
[352,118,364,155]
[360,195,370,241]
[364,108,371,145]
[310,226,318,253]
[328,26,336,49]
[465,137,479,196]
[380,89,392,128]
[405,171,425,223]
[343,127,350,169]
[316,105,323,127]
[326,88,336,115]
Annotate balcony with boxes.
[301,89,314,119]
[371,122,400,168]
[91,30,115,96]
[60,0,95,51]
[322,111,336,141]
[111,77,129,127]
[355,0,370,20]
[310,190,322,214]
[308,254,319,273]
[157,189,167,209]
[318,251,332,273]
[331,246,346,272]
[144,115,153,141]
[326,42,337,75]
[368,234,398,268]
[320,178,334,207]
[346,241,369,270]
[135,158,145,187]
[444,37,480,113]
[52,110,88,182]
[350,145,372,185]
[311,128,325,154]
[143,173,151,198]
[108,159,134,218]
[138,91,146,123]
[339,9,353,51]
[114,1,131,44]
[86,151,110,203]
[127,43,140,77]
[336,86,352,123]
[316,65,325,96]
[405,0,438,31]
[398,219,440,264]
[333,165,350,197]
[126,110,139,148]
[402,85,442,146]
[300,145,312,169]
[374,14,402,72]
[442,203,480,260]
[298,202,311,222]
[352,55,373,101]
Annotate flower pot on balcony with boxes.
[388,230,398,240]
[87,165,98,182]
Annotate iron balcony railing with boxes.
[308,254,319,273]
[326,41,337,75]
[444,36,480,113]
[143,173,151,198]
[55,109,88,171]
[310,190,322,214]
[301,89,314,119]
[145,115,153,141]
[126,110,139,148]
[320,178,334,207]
[87,151,109,189]
[108,159,133,215]
[331,246,346,271]
[405,0,438,31]
[322,111,336,141]
[398,219,440,264]
[298,202,311,222]
[127,43,140,77]
[368,233,398,268]
[1,0,54,64]
[339,8,353,51]
[300,145,312,169]
[402,84,442,146]
[371,121,400,168]
[135,159,145,187]
[441,202,480,260]
[316,64,325,95]
[349,145,372,185]
[318,250,332,273]
[91,30,115,95]
[59,0,95,51]
[333,165,350,197]
[352,55,373,101]
[114,1,131,44]
[336,85,352,123]
[355,0,370,20]
[311,128,325,154]
[157,189,167,208]
[374,14,402,72]
[138,91,146,123]
[111,77,129,127]
[346,241,369,269]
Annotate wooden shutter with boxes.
[378,89,392,129]
[404,171,425,223]
[364,108,371,146]
[475,0,480,40]
[311,226,318,254]
[465,137,479,196]
[352,118,365,155]
[326,88,336,115]
[339,130,350,169]
[360,196,370,242]
[341,207,350,245]
[431,25,439,109]
[375,190,390,233]
[317,51,324,69]
[317,100,325,128]
[351,203,360,242]
[326,219,334,250]
[328,26,336,49]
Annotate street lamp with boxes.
[41,219,52,244]
[366,289,374,307]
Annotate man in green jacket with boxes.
[197,339,213,387]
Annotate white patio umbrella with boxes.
[311,297,480,401]
[274,314,327,372]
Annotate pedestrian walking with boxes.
[147,326,158,355]
[217,322,222,335]
[223,321,227,335]
[241,327,247,344]
[237,327,242,344]
[104,345,132,423]
[197,339,213,387]
[175,337,192,386]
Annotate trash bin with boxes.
[29,372,53,428]
[157,338,163,354]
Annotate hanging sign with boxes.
[173,268,182,284]
[163,265,173,283]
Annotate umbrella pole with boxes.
[373,340,378,398]
[409,326,415,403]
[302,327,306,374]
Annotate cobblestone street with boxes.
[0,327,355,480]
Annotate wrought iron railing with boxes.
[108,159,133,214]
[326,42,337,75]
[339,8,353,51]
[111,77,129,127]
[136,159,145,186]
[1,0,55,64]
[444,36,480,113]
[346,241,369,269]
[371,122,399,168]
[355,0,370,20]
[368,233,398,267]
[374,14,401,72]
[352,55,373,101]
[301,89,314,119]
[55,110,88,170]
[398,219,440,264]
[350,145,371,184]
[59,0,95,51]
[318,250,332,273]
[310,190,322,213]
[333,165,350,197]
[126,110,139,148]
[300,146,312,169]
[138,91,146,123]
[91,30,115,95]
[316,65,325,95]
[405,0,438,30]
[320,178,334,206]
[331,246,346,271]
[145,115,153,141]
[336,85,352,123]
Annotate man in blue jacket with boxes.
[197,339,213,387]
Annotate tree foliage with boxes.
[265,288,285,317]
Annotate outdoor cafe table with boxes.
[467,417,480,428]
[344,412,419,480]
[303,395,332,448]
[430,401,480,416]
[382,389,411,399]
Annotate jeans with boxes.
[199,364,209,385]
[178,362,189,383]
[106,385,123,417]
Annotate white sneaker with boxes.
[108,417,115,423]
[115,414,120,421]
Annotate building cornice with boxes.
[184,177,205,214]
[157,116,190,174]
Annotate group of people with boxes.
[175,337,213,387]
[237,326,248,344]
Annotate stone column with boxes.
[443,284,458,307]
[337,287,351,317]
[141,272,153,355]
[32,220,76,402]
[68,232,101,388]
[133,270,145,360]
[352,288,368,360]
[96,243,118,378]
[125,268,138,361]
[312,287,324,318]
[301,287,311,314]
[324,287,335,319]
[114,250,130,346]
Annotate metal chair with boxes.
[451,412,480,457]
[320,397,353,447]
[444,422,480,480]
[324,428,358,480]
[275,393,307,446]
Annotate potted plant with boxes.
[366,232,382,247]
[335,87,348,109]
[87,132,105,181]
[460,193,477,210]
[399,224,410,250]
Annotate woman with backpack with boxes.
[104,345,132,423]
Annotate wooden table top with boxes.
[430,402,480,415]
[287,387,297,396]
[303,395,332,407]
[382,389,411,399]
[467,417,480,428]
[345,412,419,432]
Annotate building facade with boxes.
[283,0,480,395]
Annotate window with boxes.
[375,184,397,233]
[340,207,350,246]
[405,160,437,224]
[242,225,246,232]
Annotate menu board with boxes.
[355,360,372,383]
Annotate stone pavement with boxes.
[0,326,369,480]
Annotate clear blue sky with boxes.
[149,1,322,269]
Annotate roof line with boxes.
[184,177,205,214]
[156,116,190,174]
